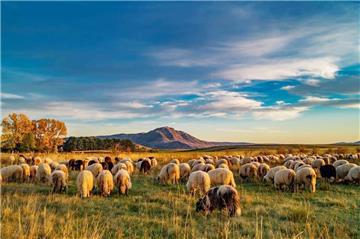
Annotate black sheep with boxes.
[140,160,151,174]
[320,164,336,182]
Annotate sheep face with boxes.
[195,196,211,215]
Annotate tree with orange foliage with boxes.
[33,119,67,152]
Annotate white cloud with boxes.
[335,103,360,109]
[300,96,333,103]
[281,85,295,91]
[304,79,321,86]
[253,106,308,121]
[0,92,25,100]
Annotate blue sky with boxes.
[1,2,359,143]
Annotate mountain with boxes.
[335,140,360,145]
[98,126,249,150]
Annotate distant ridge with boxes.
[98,126,250,150]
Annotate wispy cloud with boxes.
[0,92,25,100]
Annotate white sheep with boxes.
[97,170,114,196]
[333,160,349,168]
[258,163,270,178]
[157,163,180,185]
[239,163,258,180]
[295,167,317,193]
[207,168,236,187]
[114,169,132,195]
[274,169,296,191]
[55,164,69,181]
[179,163,191,181]
[186,171,211,196]
[36,163,52,183]
[49,161,60,171]
[311,158,325,169]
[51,170,67,193]
[336,163,357,181]
[264,166,287,183]
[77,170,94,198]
[150,157,158,167]
[85,163,103,178]
[30,165,38,182]
[202,164,215,172]
[191,162,205,172]
[111,162,127,175]
[0,165,23,182]
[344,166,360,184]
[215,159,228,168]
[20,163,31,182]
[217,163,229,169]
[170,159,180,165]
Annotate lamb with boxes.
[207,168,236,187]
[85,163,103,178]
[274,169,296,191]
[336,163,357,181]
[51,170,68,193]
[111,163,127,175]
[170,159,180,165]
[0,165,23,182]
[77,170,94,198]
[97,170,114,196]
[333,160,349,168]
[344,166,360,184]
[179,163,191,181]
[30,165,38,182]
[195,185,241,217]
[263,166,287,183]
[157,163,180,185]
[319,165,336,182]
[114,169,132,195]
[36,163,52,183]
[239,163,258,181]
[55,164,69,180]
[258,163,270,178]
[20,163,31,182]
[186,171,211,196]
[295,167,317,193]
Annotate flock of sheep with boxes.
[1,152,359,217]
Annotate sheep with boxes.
[104,156,113,164]
[263,166,287,183]
[203,164,215,172]
[114,169,132,195]
[36,163,52,183]
[97,170,114,196]
[274,169,296,191]
[101,161,114,171]
[9,155,16,165]
[179,163,191,181]
[18,156,26,164]
[85,163,103,178]
[333,160,349,168]
[43,158,53,164]
[229,157,241,171]
[319,165,336,182]
[30,165,38,182]
[195,185,241,217]
[111,163,127,175]
[239,163,258,181]
[296,164,312,172]
[207,168,236,187]
[205,158,214,165]
[170,159,180,165]
[311,158,325,169]
[20,163,31,182]
[149,157,158,167]
[122,160,134,174]
[191,159,206,168]
[55,164,69,181]
[77,170,94,198]
[138,160,152,174]
[217,163,229,169]
[215,159,228,168]
[294,162,306,172]
[295,167,317,193]
[73,159,86,171]
[88,159,99,166]
[0,165,23,182]
[191,162,205,172]
[344,166,360,184]
[284,160,294,169]
[258,163,270,178]
[336,163,357,181]
[51,170,67,193]
[157,163,180,185]
[186,171,211,196]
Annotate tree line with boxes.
[63,137,136,152]
[1,113,67,152]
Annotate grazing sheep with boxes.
[139,160,152,174]
[191,162,206,172]
[55,164,69,181]
[264,166,287,183]
[49,161,60,172]
[149,157,158,167]
[333,160,349,168]
[344,166,360,184]
[319,165,336,182]
[157,163,180,185]
[186,171,211,195]
[205,158,215,165]
[239,163,258,181]
[203,164,215,172]
[207,168,236,187]
[284,160,294,169]
[0,165,23,182]
[294,162,306,172]
[311,158,325,169]
[170,159,180,165]
[191,159,206,168]
[85,163,103,178]
[122,160,134,174]
[215,159,228,168]
[88,159,99,166]
[114,169,132,195]
[97,170,114,196]
[51,170,67,193]
[20,164,31,182]
[36,163,52,183]
[274,169,296,191]
[30,165,38,182]
[77,170,94,198]
[179,163,191,181]
[111,163,127,175]
[217,163,229,169]
[196,185,241,217]
[104,156,113,164]
[295,167,317,193]
[258,163,270,178]
[296,164,312,172]
[336,163,357,181]
[100,161,113,171]
[73,159,86,171]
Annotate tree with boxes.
[1,113,33,151]
[33,119,67,152]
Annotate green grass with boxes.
[1,168,359,239]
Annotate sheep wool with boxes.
[114,169,132,195]
[179,163,191,180]
[30,165,38,182]
[207,168,236,187]
[0,165,23,182]
[336,163,357,180]
[274,169,296,191]
[36,163,52,183]
[111,163,127,175]
[344,166,360,184]
[55,164,69,180]
[333,160,349,168]
[186,171,211,195]
[158,163,180,185]
[97,170,114,196]
[295,167,317,193]
[77,170,94,198]
[20,163,31,182]
[51,170,67,193]
[85,163,103,178]
[264,166,287,182]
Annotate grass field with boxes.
[1,148,360,239]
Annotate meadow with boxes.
[1,147,360,239]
